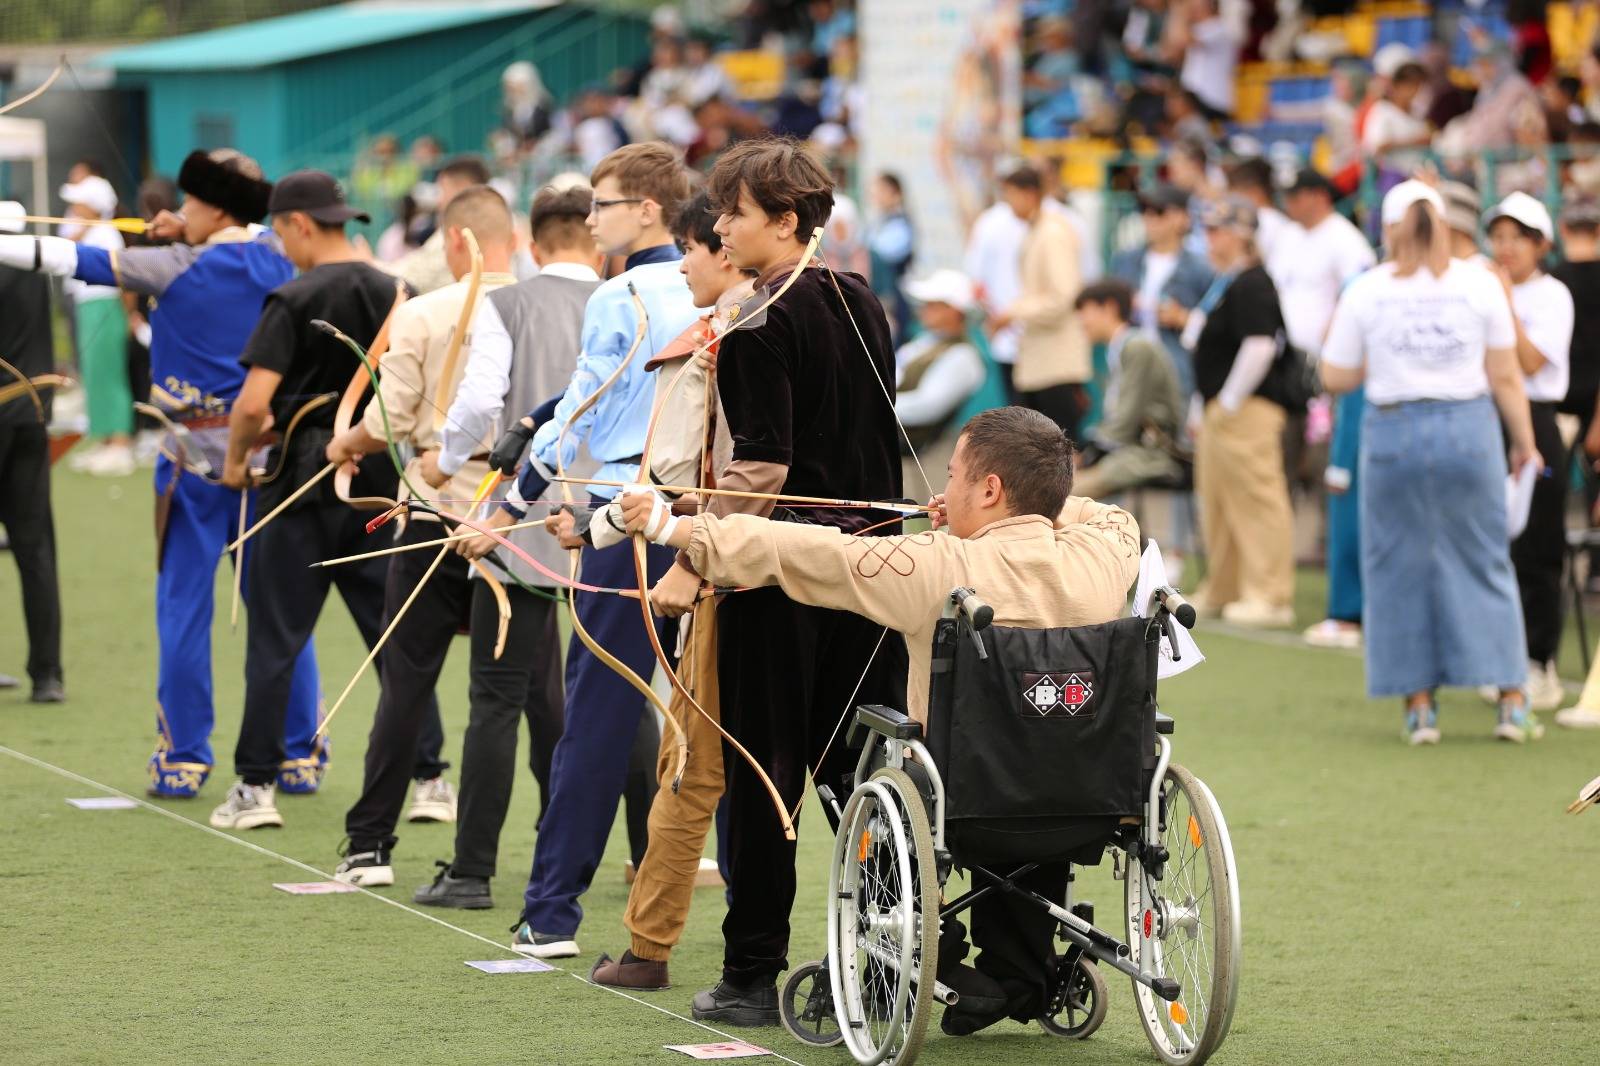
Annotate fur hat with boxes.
[177,150,273,225]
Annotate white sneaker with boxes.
[406,777,457,823]
[66,442,102,472]
[80,443,136,477]
[1303,619,1361,649]
[1555,705,1600,729]
[334,846,394,887]
[1477,684,1501,705]
[208,781,283,830]
[1220,600,1294,628]
[1526,660,1564,712]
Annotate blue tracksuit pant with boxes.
[154,459,320,771]
[1326,388,1364,624]
[521,533,676,935]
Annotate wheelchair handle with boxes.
[950,586,993,630]
[1153,585,1196,629]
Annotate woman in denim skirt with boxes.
[1321,180,1543,744]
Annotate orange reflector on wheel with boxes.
[1188,815,1203,849]
[1170,1002,1189,1025]
[858,829,872,862]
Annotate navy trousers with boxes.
[520,534,677,934]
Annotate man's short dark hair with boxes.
[672,189,723,253]
[998,162,1042,192]
[1075,278,1134,322]
[1392,62,1426,86]
[877,171,904,197]
[1225,157,1273,194]
[437,154,492,186]
[958,406,1074,520]
[705,137,835,238]
[529,184,594,250]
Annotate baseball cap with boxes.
[1380,179,1444,227]
[1373,43,1416,79]
[904,269,976,313]
[1284,167,1336,197]
[1439,180,1481,235]
[1137,184,1190,212]
[1199,195,1258,234]
[1484,190,1554,241]
[60,175,118,219]
[267,169,371,225]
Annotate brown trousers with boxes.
[1194,396,1295,609]
[623,598,724,961]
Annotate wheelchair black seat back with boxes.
[925,614,1160,865]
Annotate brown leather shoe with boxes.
[590,950,670,990]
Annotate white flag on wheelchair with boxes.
[1132,540,1205,679]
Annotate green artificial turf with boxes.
[3,467,1599,1065]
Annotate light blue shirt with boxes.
[529,257,700,499]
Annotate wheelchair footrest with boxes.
[1149,976,1182,1002]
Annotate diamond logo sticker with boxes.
[1021,672,1095,717]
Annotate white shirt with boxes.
[893,334,987,427]
[1137,250,1179,332]
[1257,206,1293,279]
[1273,212,1377,355]
[437,260,601,474]
[1361,99,1430,156]
[1322,260,1517,406]
[1511,272,1575,403]
[1180,15,1241,114]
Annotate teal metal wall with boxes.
[116,5,647,183]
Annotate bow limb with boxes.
[433,229,482,435]
[466,557,512,659]
[0,62,61,119]
[331,280,409,510]
[0,373,71,410]
[0,355,45,423]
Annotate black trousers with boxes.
[234,502,446,784]
[1512,402,1568,664]
[0,425,61,684]
[718,587,907,985]
[970,863,1069,1022]
[345,519,476,851]
[1020,383,1085,445]
[452,579,564,879]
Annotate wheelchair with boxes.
[780,586,1240,1066]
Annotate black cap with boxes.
[1285,167,1336,197]
[267,169,371,224]
[1137,183,1190,212]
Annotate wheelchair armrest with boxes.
[1154,711,1175,735]
[854,704,923,742]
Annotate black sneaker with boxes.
[691,980,779,1027]
[413,861,491,909]
[510,921,578,958]
[333,843,394,887]
[30,677,64,703]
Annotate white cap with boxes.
[60,175,118,219]
[1381,179,1444,227]
[904,269,976,313]
[0,201,25,234]
[1373,43,1415,79]
[1484,190,1554,242]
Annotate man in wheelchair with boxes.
[621,405,1143,1034]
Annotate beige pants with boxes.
[622,598,724,961]
[1194,397,1294,609]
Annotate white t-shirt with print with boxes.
[1273,213,1377,355]
[1510,273,1574,402]
[1322,260,1517,406]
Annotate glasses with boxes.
[592,197,645,210]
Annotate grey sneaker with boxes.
[406,777,457,823]
[1494,698,1544,743]
[510,921,577,958]
[207,781,283,830]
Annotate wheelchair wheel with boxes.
[780,960,844,1047]
[1124,763,1240,1066]
[826,767,939,1066]
[1038,954,1108,1039]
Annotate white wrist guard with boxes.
[589,502,628,550]
[0,233,78,276]
[621,484,681,545]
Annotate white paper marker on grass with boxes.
[272,881,361,895]
[465,959,554,974]
[663,1043,770,1060]
[66,797,137,810]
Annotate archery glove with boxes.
[489,417,536,476]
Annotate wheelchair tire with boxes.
[1038,954,1108,1039]
[826,767,939,1066]
[780,960,844,1047]
[1124,763,1240,1066]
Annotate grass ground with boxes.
[4,467,1600,1066]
